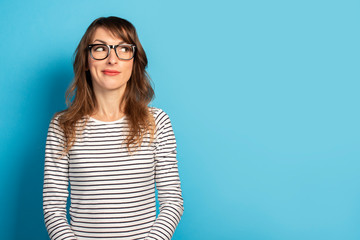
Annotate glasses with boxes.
[88,43,136,60]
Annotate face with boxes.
[87,27,134,94]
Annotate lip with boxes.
[102,69,121,76]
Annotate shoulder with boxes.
[148,106,175,137]
[49,111,63,125]
[148,106,162,117]
[47,111,67,133]
[148,106,173,125]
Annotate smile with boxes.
[102,69,121,76]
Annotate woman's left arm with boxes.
[145,110,184,240]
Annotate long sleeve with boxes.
[146,110,184,240]
[43,116,77,240]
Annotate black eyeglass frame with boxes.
[88,43,136,60]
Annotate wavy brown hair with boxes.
[55,16,156,156]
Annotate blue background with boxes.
[0,0,359,239]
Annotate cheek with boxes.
[87,58,95,72]
[127,61,134,71]
[88,60,101,77]
[124,61,134,75]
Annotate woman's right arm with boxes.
[43,116,77,240]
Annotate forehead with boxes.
[90,27,124,43]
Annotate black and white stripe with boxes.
[43,107,184,240]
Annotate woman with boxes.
[43,16,184,240]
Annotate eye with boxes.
[119,46,131,52]
[94,46,106,52]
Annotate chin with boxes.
[105,83,127,91]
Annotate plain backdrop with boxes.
[0,0,359,239]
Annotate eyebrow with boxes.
[93,39,125,44]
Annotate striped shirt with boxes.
[43,107,184,240]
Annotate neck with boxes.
[91,85,126,121]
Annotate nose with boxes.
[107,47,118,64]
